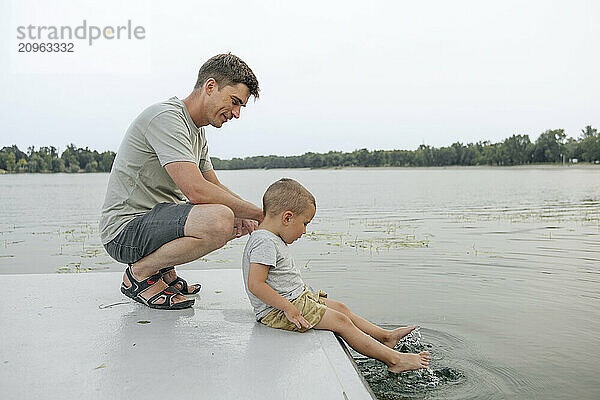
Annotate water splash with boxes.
[395,325,424,349]
[353,326,464,399]
[394,327,442,389]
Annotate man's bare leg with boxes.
[322,298,417,349]
[161,218,251,293]
[123,204,235,305]
[314,308,429,373]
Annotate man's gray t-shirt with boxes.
[99,97,213,245]
[242,229,306,320]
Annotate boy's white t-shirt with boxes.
[242,229,306,320]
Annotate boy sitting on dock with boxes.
[242,178,429,373]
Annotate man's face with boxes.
[206,82,250,128]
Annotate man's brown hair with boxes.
[194,53,260,98]
[263,178,316,217]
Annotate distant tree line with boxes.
[0,144,115,173]
[212,126,600,169]
[1,126,599,173]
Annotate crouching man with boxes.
[99,53,263,309]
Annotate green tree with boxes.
[579,126,600,162]
[564,137,580,160]
[500,134,533,165]
[99,151,115,172]
[52,158,65,173]
[28,154,42,173]
[16,158,28,172]
[85,160,99,172]
[581,136,600,162]
[414,145,434,166]
[68,158,80,173]
[581,125,597,139]
[533,129,566,163]
[2,145,27,163]
[3,152,16,172]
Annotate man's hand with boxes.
[283,304,312,330]
[233,218,258,238]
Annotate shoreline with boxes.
[1,163,599,175]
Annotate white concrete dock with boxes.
[0,270,375,400]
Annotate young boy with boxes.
[242,178,429,373]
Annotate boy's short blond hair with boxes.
[263,178,316,217]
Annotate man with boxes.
[99,53,263,309]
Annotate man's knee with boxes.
[185,204,234,244]
[193,204,234,246]
[209,205,235,241]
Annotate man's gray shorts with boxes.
[103,202,194,264]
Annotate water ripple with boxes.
[352,327,535,400]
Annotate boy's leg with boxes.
[313,308,429,373]
[322,298,416,348]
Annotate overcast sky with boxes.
[1,0,599,159]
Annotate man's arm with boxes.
[202,168,260,237]
[202,169,243,200]
[165,161,263,221]
[248,262,312,330]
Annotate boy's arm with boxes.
[248,262,312,330]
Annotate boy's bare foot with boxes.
[387,351,430,373]
[383,325,417,348]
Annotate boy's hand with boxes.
[234,218,258,238]
[283,305,312,330]
[241,218,258,234]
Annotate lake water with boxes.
[1,167,599,399]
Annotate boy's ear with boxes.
[282,211,293,225]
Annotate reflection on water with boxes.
[1,167,599,399]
